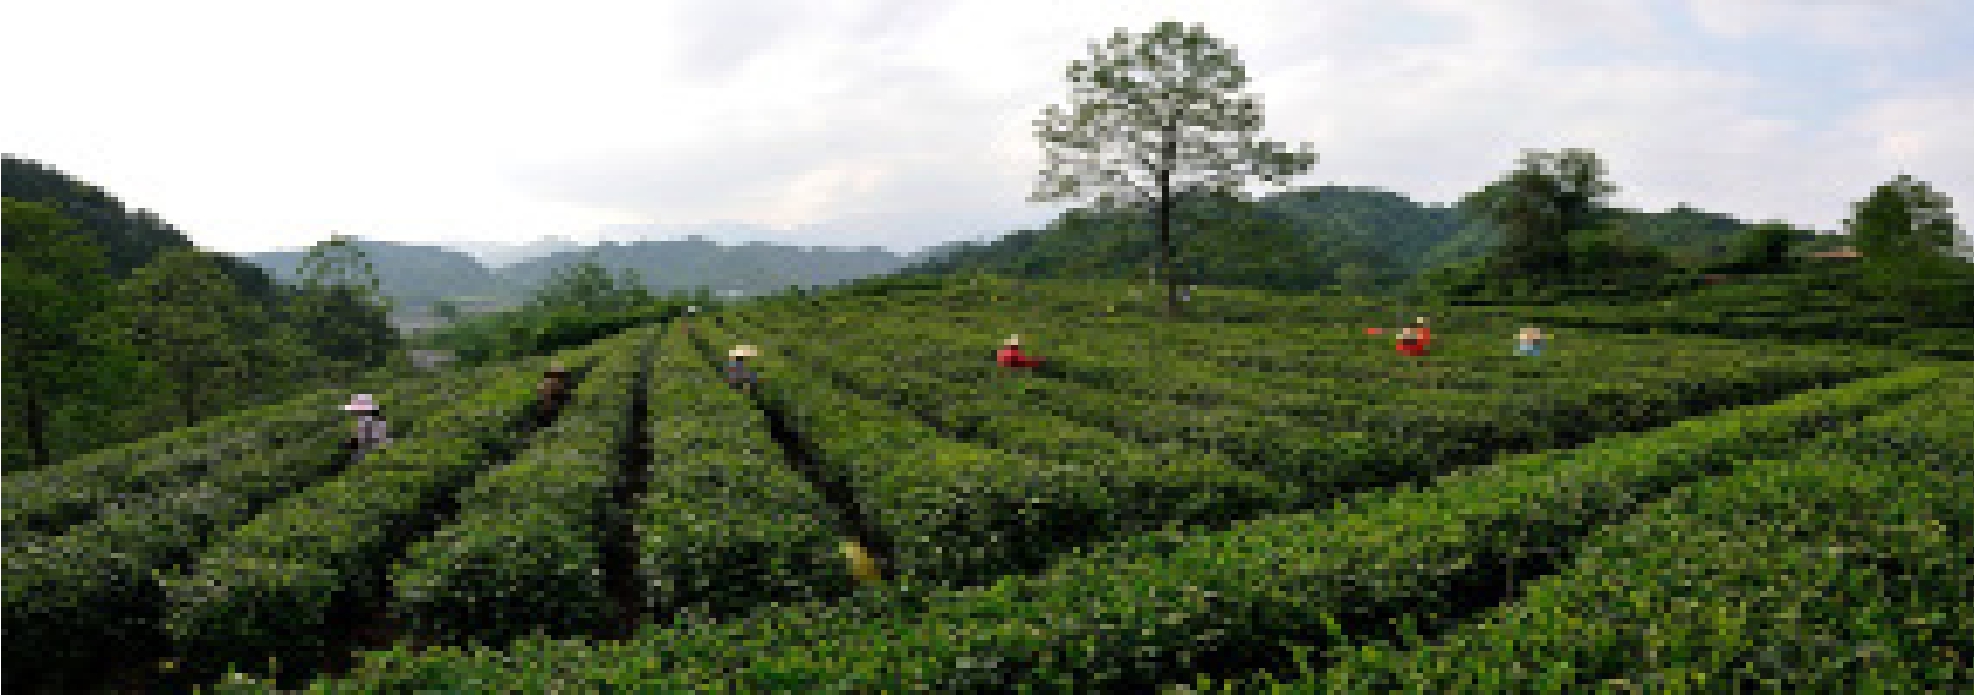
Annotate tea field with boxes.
[6,278,1968,693]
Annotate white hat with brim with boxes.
[1004,334,1022,346]
[729,345,760,358]
[341,394,379,411]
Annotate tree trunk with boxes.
[21,383,51,469]
[177,364,202,427]
[1158,129,1178,319]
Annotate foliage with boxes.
[392,332,651,646]
[102,249,272,426]
[634,331,857,620]
[279,364,1945,692]
[1,159,423,467]
[1844,174,1974,323]
[527,257,655,314]
[1461,148,1619,278]
[2,199,151,469]
[1719,220,1804,273]
[284,235,399,379]
[1227,378,1974,692]
[416,302,681,365]
[2,156,276,296]
[164,351,584,677]
[1847,174,1958,261]
[906,189,1402,293]
[1033,21,1316,315]
[2,364,500,689]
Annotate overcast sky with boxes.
[6,0,1970,256]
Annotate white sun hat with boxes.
[1004,334,1022,346]
[341,394,380,412]
[729,345,760,359]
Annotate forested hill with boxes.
[4,156,399,471]
[497,238,919,297]
[247,237,925,310]
[248,241,510,309]
[2,156,278,300]
[904,185,1763,290]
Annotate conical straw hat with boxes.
[841,540,882,583]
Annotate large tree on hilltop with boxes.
[1032,21,1316,317]
[1462,148,1618,278]
[1844,174,1972,323]
[291,234,399,382]
[1847,174,1958,261]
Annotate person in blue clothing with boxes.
[726,345,762,393]
[1516,326,1546,357]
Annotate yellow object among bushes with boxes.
[840,540,883,584]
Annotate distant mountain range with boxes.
[246,236,931,311]
[237,187,1817,313]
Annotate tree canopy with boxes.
[1033,21,1316,316]
[1460,148,1618,279]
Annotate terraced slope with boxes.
[14,284,1964,693]
[269,365,1949,692]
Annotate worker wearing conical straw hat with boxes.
[996,334,1045,372]
[1516,326,1546,357]
[340,394,391,461]
[726,345,762,392]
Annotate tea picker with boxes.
[1516,326,1546,357]
[340,394,391,462]
[996,334,1046,372]
[726,345,763,392]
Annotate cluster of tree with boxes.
[3,157,399,471]
[1844,174,1974,323]
[413,259,695,365]
[1418,149,1969,315]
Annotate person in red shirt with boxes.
[996,334,1045,371]
[1395,326,1428,357]
[1413,316,1432,349]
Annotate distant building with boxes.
[409,350,457,371]
[1808,246,1863,260]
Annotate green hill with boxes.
[4,157,400,472]
[3,156,279,301]
[247,240,513,311]
[246,236,922,311]
[904,186,1761,291]
[495,237,917,297]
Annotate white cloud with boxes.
[2,0,1966,256]
[1686,0,1954,48]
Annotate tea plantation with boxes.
[6,277,1968,693]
